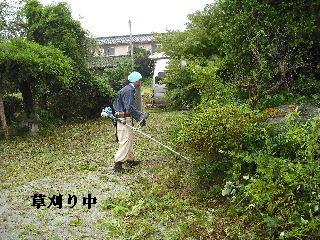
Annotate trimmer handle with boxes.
[101,106,126,124]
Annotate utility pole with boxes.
[128,19,134,70]
[128,19,142,111]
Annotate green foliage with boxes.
[97,57,132,94]
[164,57,234,108]
[160,5,320,237]
[159,0,320,108]
[225,112,320,239]
[174,101,265,158]
[53,57,133,119]
[161,4,320,237]
[133,47,153,78]
[218,0,320,108]
[0,38,73,85]
[51,52,151,119]
[47,77,114,120]
[170,101,320,238]
[190,57,235,103]
[21,0,107,120]
[0,37,74,117]
[164,58,200,108]
[3,94,23,124]
[23,0,91,74]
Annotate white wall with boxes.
[101,43,153,57]
[114,45,128,56]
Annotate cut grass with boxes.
[0,119,114,189]
[0,109,236,239]
[99,158,234,240]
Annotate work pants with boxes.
[114,117,135,163]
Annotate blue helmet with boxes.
[128,71,142,83]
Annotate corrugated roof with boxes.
[96,33,155,45]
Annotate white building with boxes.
[96,33,158,57]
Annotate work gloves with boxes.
[139,112,149,127]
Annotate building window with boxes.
[103,46,115,56]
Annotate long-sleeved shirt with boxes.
[113,83,142,121]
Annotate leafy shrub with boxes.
[174,100,265,159]
[3,94,23,125]
[226,113,320,239]
[47,57,131,120]
[48,77,114,120]
[164,57,234,108]
[189,57,235,104]
[164,58,200,108]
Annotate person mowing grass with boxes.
[112,71,148,173]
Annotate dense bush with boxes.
[3,94,23,124]
[159,0,320,108]
[46,56,134,120]
[164,58,234,108]
[172,102,320,238]
[224,112,320,239]
[164,59,200,108]
[174,100,265,159]
[47,78,114,120]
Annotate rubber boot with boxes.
[114,162,124,173]
[128,160,140,168]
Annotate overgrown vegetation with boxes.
[1,0,319,239]
[159,0,320,108]
[1,110,237,239]
[156,0,320,238]
[0,0,154,137]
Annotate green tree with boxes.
[159,0,320,108]
[23,0,90,72]
[0,38,73,121]
[133,47,153,78]
[0,0,26,138]
[217,0,320,108]
[22,0,105,118]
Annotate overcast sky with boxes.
[39,0,215,37]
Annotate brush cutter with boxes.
[101,107,190,161]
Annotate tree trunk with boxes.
[19,81,34,118]
[19,81,39,134]
[0,92,9,139]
